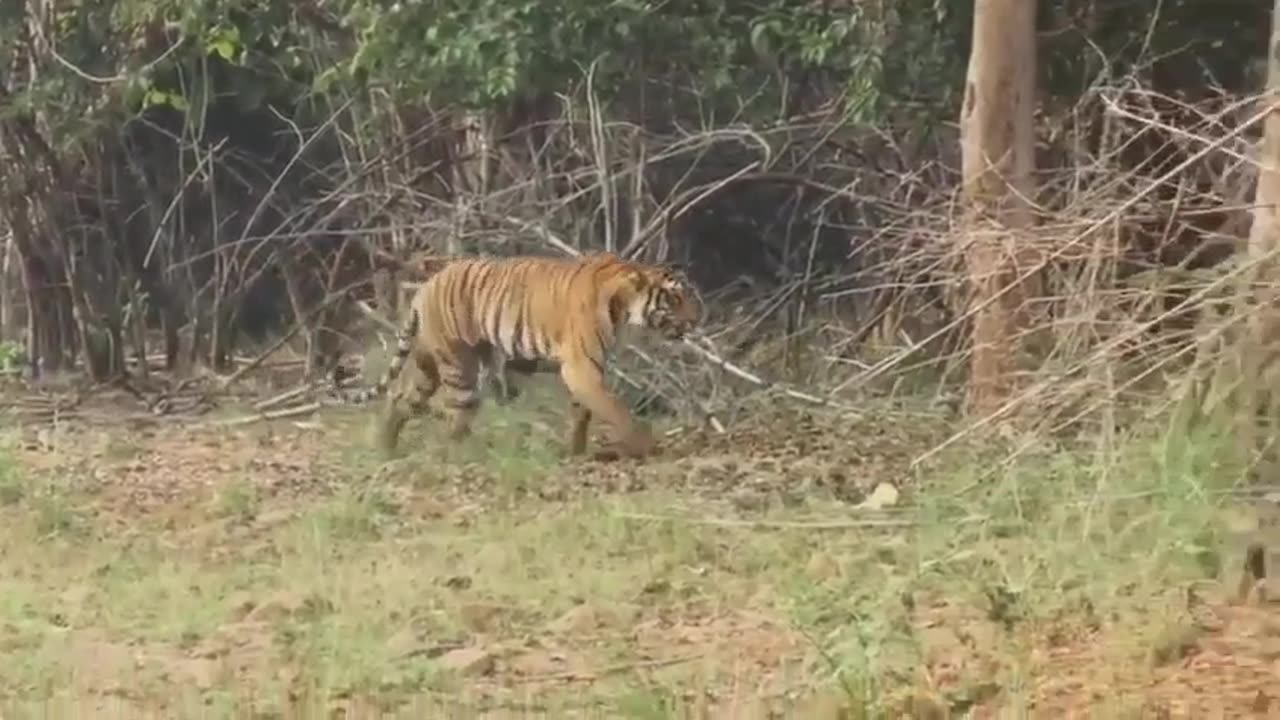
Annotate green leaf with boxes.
[206,25,242,64]
[122,74,150,111]
[141,88,188,111]
[208,38,236,62]
[749,20,771,57]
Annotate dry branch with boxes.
[202,402,322,429]
[512,653,705,684]
[680,336,862,413]
[351,299,400,333]
[253,385,312,412]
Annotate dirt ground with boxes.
[1,375,1278,718]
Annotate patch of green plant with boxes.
[776,417,1241,716]
[0,340,25,373]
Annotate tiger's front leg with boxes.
[559,360,655,459]
[567,400,592,456]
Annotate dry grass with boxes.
[0,373,1275,719]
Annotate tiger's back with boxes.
[418,254,635,367]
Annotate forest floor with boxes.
[0,369,1278,719]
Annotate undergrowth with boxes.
[0,399,1255,718]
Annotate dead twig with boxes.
[253,384,313,412]
[201,402,321,429]
[682,335,862,413]
[352,299,400,334]
[624,344,726,433]
[613,511,917,529]
[513,653,705,684]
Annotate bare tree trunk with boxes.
[16,251,76,373]
[1242,0,1280,477]
[958,0,1038,418]
[448,112,494,255]
[0,231,12,341]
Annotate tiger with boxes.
[360,251,701,460]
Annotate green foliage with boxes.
[0,0,1267,149]
[0,0,325,142]
[0,450,22,506]
[333,0,969,120]
[0,341,24,373]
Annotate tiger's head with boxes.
[626,263,702,341]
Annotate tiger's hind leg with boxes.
[481,347,546,405]
[373,352,440,457]
[480,343,520,406]
[438,348,484,441]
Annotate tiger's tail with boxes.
[344,307,420,403]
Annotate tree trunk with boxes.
[1241,0,1280,477]
[448,111,496,254]
[0,232,13,341]
[18,251,76,373]
[958,0,1038,418]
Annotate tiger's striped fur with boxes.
[363,252,701,459]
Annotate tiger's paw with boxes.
[629,425,658,455]
[591,427,657,461]
[589,446,623,462]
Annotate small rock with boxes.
[438,646,495,676]
[857,482,899,511]
[276,664,301,688]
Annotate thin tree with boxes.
[1242,0,1280,476]
[958,0,1038,417]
